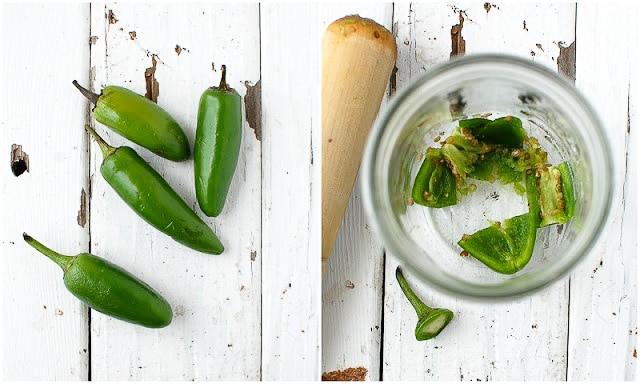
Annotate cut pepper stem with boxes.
[84,125,117,159]
[396,266,432,318]
[396,266,455,341]
[72,80,100,106]
[23,233,74,271]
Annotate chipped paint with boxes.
[129,31,137,40]
[145,55,160,103]
[174,45,189,55]
[450,12,466,58]
[107,9,118,24]
[77,188,88,228]
[10,144,29,176]
[557,41,576,82]
[484,3,499,13]
[389,65,398,96]
[244,80,262,141]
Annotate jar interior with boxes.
[371,61,608,298]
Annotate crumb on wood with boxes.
[322,367,368,381]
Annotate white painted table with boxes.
[1,3,637,382]
[2,3,319,380]
[322,2,637,381]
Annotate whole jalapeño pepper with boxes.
[23,233,173,328]
[194,65,242,217]
[86,125,224,255]
[73,81,190,162]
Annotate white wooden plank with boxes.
[87,3,262,380]
[260,3,321,380]
[382,3,575,381]
[568,3,637,380]
[319,3,393,381]
[1,3,90,380]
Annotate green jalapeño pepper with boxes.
[86,125,224,255]
[73,81,190,162]
[23,233,173,328]
[194,65,242,217]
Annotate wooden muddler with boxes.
[322,15,397,273]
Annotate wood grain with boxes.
[322,2,636,382]
[568,3,638,380]
[384,3,574,381]
[1,3,91,380]
[260,3,321,380]
[87,3,262,380]
[320,4,394,380]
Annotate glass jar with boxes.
[361,54,613,299]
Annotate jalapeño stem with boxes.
[217,64,233,92]
[23,233,74,271]
[396,266,432,318]
[72,80,100,106]
[396,266,455,341]
[85,125,117,158]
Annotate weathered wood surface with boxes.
[322,2,637,381]
[2,2,636,381]
[2,3,319,380]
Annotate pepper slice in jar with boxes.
[457,172,541,274]
[411,148,458,208]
